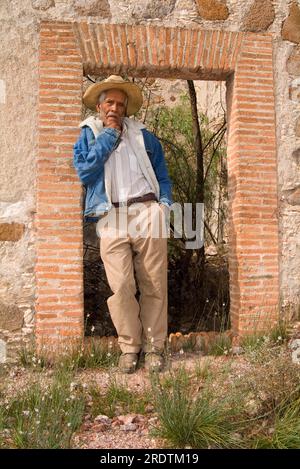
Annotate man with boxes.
[73,75,172,373]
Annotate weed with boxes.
[207,333,231,356]
[151,367,242,449]
[88,379,151,419]
[0,369,85,449]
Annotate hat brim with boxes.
[83,81,143,116]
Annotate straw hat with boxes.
[83,75,143,116]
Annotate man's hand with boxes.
[104,112,122,131]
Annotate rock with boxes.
[145,404,154,413]
[242,0,275,32]
[117,414,139,425]
[245,398,260,416]
[132,0,176,20]
[231,346,244,355]
[286,187,300,206]
[289,79,300,101]
[31,0,55,10]
[287,46,300,76]
[148,416,159,425]
[94,415,112,425]
[295,117,300,137]
[0,339,6,363]
[120,423,137,432]
[173,332,185,352]
[289,338,300,350]
[197,332,210,351]
[195,0,229,21]
[289,338,300,364]
[194,334,205,351]
[72,0,111,18]
[92,423,109,432]
[292,148,300,164]
[0,302,24,332]
[0,223,25,242]
[282,2,300,44]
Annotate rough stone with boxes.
[289,338,300,364]
[195,0,229,21]
[287,46,300,76]
[72,0,111,17]
[242,0,275,32]
[0,302,24,331]
[31,0,55,10]
[0,223,25,242]
[0,339,6,363]
[132,0,176,20]
[282,2,300,44]
[292,148,300,164]
[289,79,300,101]
[286,187,300,206]
[295,118,300,137]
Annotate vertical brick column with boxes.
[36,22,83,352]
[227,33,280,335]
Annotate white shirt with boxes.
[105,122,152,203]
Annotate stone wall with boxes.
[0,0,299,361]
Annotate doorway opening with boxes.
[81,76,229,338]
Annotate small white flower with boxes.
[67,423,71,427]
[148,327,152,332]
[107,352,111,357]
[222,303,225,307]
[34,408,39,413]
[22,410,30,416]
[206,298,209,303]
[179,349,184,355]
[91,325,95,332]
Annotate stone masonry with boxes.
[0,0,299,359]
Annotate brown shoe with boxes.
[144,352,165,372]
[118,353,138,374]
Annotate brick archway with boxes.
[36,22,279,349]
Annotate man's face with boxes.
[96,89,127,130]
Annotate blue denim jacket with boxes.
[73,118,173,220]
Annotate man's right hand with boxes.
[105,113,122,131]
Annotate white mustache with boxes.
[107,112,119,118]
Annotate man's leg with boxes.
[131,202,168,354]
[100,234,142,354]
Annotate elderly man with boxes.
[73,75,172,373]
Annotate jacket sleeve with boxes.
[73,126,120,185]
[147,132,173,206]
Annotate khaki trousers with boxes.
[98,201,168,353]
